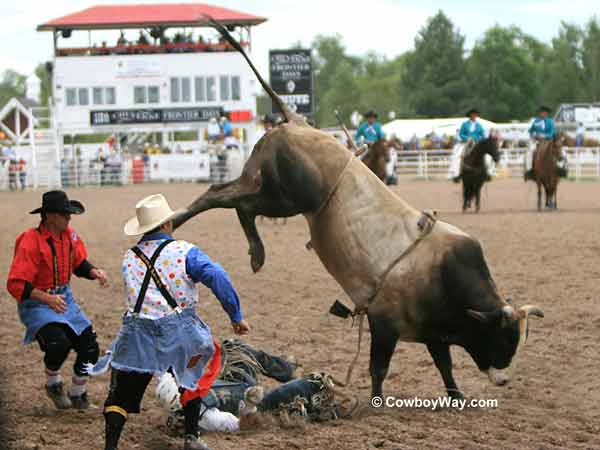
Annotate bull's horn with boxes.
[518,305,545,319]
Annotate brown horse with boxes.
[360,139,389,182]
[532,136,564,211]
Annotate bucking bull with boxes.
[174,18,544,401]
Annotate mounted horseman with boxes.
[524,106,567,210]
[353,110,389,182]
[449,109,492,182]
[173,17,545,402]
[451,110,500,212]
[524,105,568,182]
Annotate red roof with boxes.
[37,3,266,31]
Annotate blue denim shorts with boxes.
[18,285,91,345]
[110,308,214,390]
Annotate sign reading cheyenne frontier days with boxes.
[269,49,313,115]
[90,107,223,125]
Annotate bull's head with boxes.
[465,303,544,386]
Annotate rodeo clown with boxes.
[449,108,487,181]
[86,194,249,450]
[6,190,108,410]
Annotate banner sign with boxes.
[149,154,210,181]
[90,107,223,126]
[269,49,313,115]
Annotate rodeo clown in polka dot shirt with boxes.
[87,194,249,450]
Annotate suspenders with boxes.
[45,237,73,289]
[130,240,180,314]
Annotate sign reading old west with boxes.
[269,49,313,115]
[90,107,223,125]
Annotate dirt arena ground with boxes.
[0,178,599,450]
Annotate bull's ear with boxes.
[467,309,501,324]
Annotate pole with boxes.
[334,109,359,153]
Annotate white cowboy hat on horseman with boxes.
[124,194,181,236]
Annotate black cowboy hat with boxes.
[364,110,378,118]
[466,108,480,117]
[29,190,85,215]
[538,105,552,113]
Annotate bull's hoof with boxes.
[249,245,265,273]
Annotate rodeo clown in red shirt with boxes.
[7,190,108,410]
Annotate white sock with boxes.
[69,375,87,397]
[45,369,62,387]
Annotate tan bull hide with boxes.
[307,156,470,339]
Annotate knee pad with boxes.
[80,328,100,362]
[44,334,72,371]
[74,328,100,376]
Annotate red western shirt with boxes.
[6,223,92,301]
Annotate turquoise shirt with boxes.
[529,116,556,140]
[354,121,385,144]
[459,120,485,142]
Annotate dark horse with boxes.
[455,136,500,212]
[360,139,389,182]
[530,136,564,211]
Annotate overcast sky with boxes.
[1,0,598,77]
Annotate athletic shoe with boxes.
[183,434,210,450]
[69,392,90,410]
[45,382,72,409]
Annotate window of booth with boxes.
[231,76,241,101]
[220,75,230,101]
[106,87,116,105]
[78,88,89,106]
[206,76,216,101]
[195,77,206,102]
[170,77,191,103]
[134,86,146,104]
[93,87,104,105]
[66,88,77,106]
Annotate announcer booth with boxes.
[36,3,266,183]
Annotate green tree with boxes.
[543,22,585,107]
[35,63,52,106]
[0,69,26,106]
[402,11,467,117]
[466,26,539,121]
[582,17,600,101]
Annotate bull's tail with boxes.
[202,15,307,127]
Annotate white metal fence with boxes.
[0,145,248,191]
[395,147,600,180]
[2,146,599,191]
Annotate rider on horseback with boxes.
[449,108,487,182]
[524,106,567,180]
[354,111,385,158]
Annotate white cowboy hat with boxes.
[124,194,180,236]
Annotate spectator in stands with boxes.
[221,117,238,149]
[117,32,127,46]
[8,159,18,191]
[137,31,149,46]
[207,118,221,144]
[19,158,27,190]
[576,122,585,147]
[105,150,123,185]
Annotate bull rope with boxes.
[334,209,438,388]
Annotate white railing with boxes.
[394,147,600,180]
[2,145,600,192]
